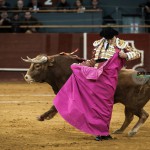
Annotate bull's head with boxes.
[22,55,54,83]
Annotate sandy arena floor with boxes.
[0,82,149,150]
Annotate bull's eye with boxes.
[34,64,41,70]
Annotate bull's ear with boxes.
[48,57,54,66]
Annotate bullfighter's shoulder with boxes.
[116,38,128,49]
[93,38,105,47]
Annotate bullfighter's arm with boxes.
[116,38,141,61]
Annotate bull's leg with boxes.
[37,105,58,121]
[128,109,149,137]
[113,107,134,134]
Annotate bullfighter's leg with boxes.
[128,109,149,137]
[113,107,134,134]
[37,105,58,121]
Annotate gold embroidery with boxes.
[94,38,117,61]
[94,39,105,60]
[116,38,127,49]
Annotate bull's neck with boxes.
[45,69,70,95]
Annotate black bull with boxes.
[23,53,150,137]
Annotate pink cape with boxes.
[53,52,125,136]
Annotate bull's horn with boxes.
[21,57,32,63]
[21,56,48,63]
[27,56,33,62]
[70,48,79,55]
[32,56,48,63]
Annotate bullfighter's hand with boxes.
[81,59,96,67]
[119,51,128,58]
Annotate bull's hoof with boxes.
[128,131,137,137]
[112,129,123,134]
[37,116,45,121]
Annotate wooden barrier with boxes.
[0,34,47,68]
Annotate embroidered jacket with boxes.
[93,37,140,62]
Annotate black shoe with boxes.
[95,136,102,141]
[101,135,113,140]
[95,135,113,141]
